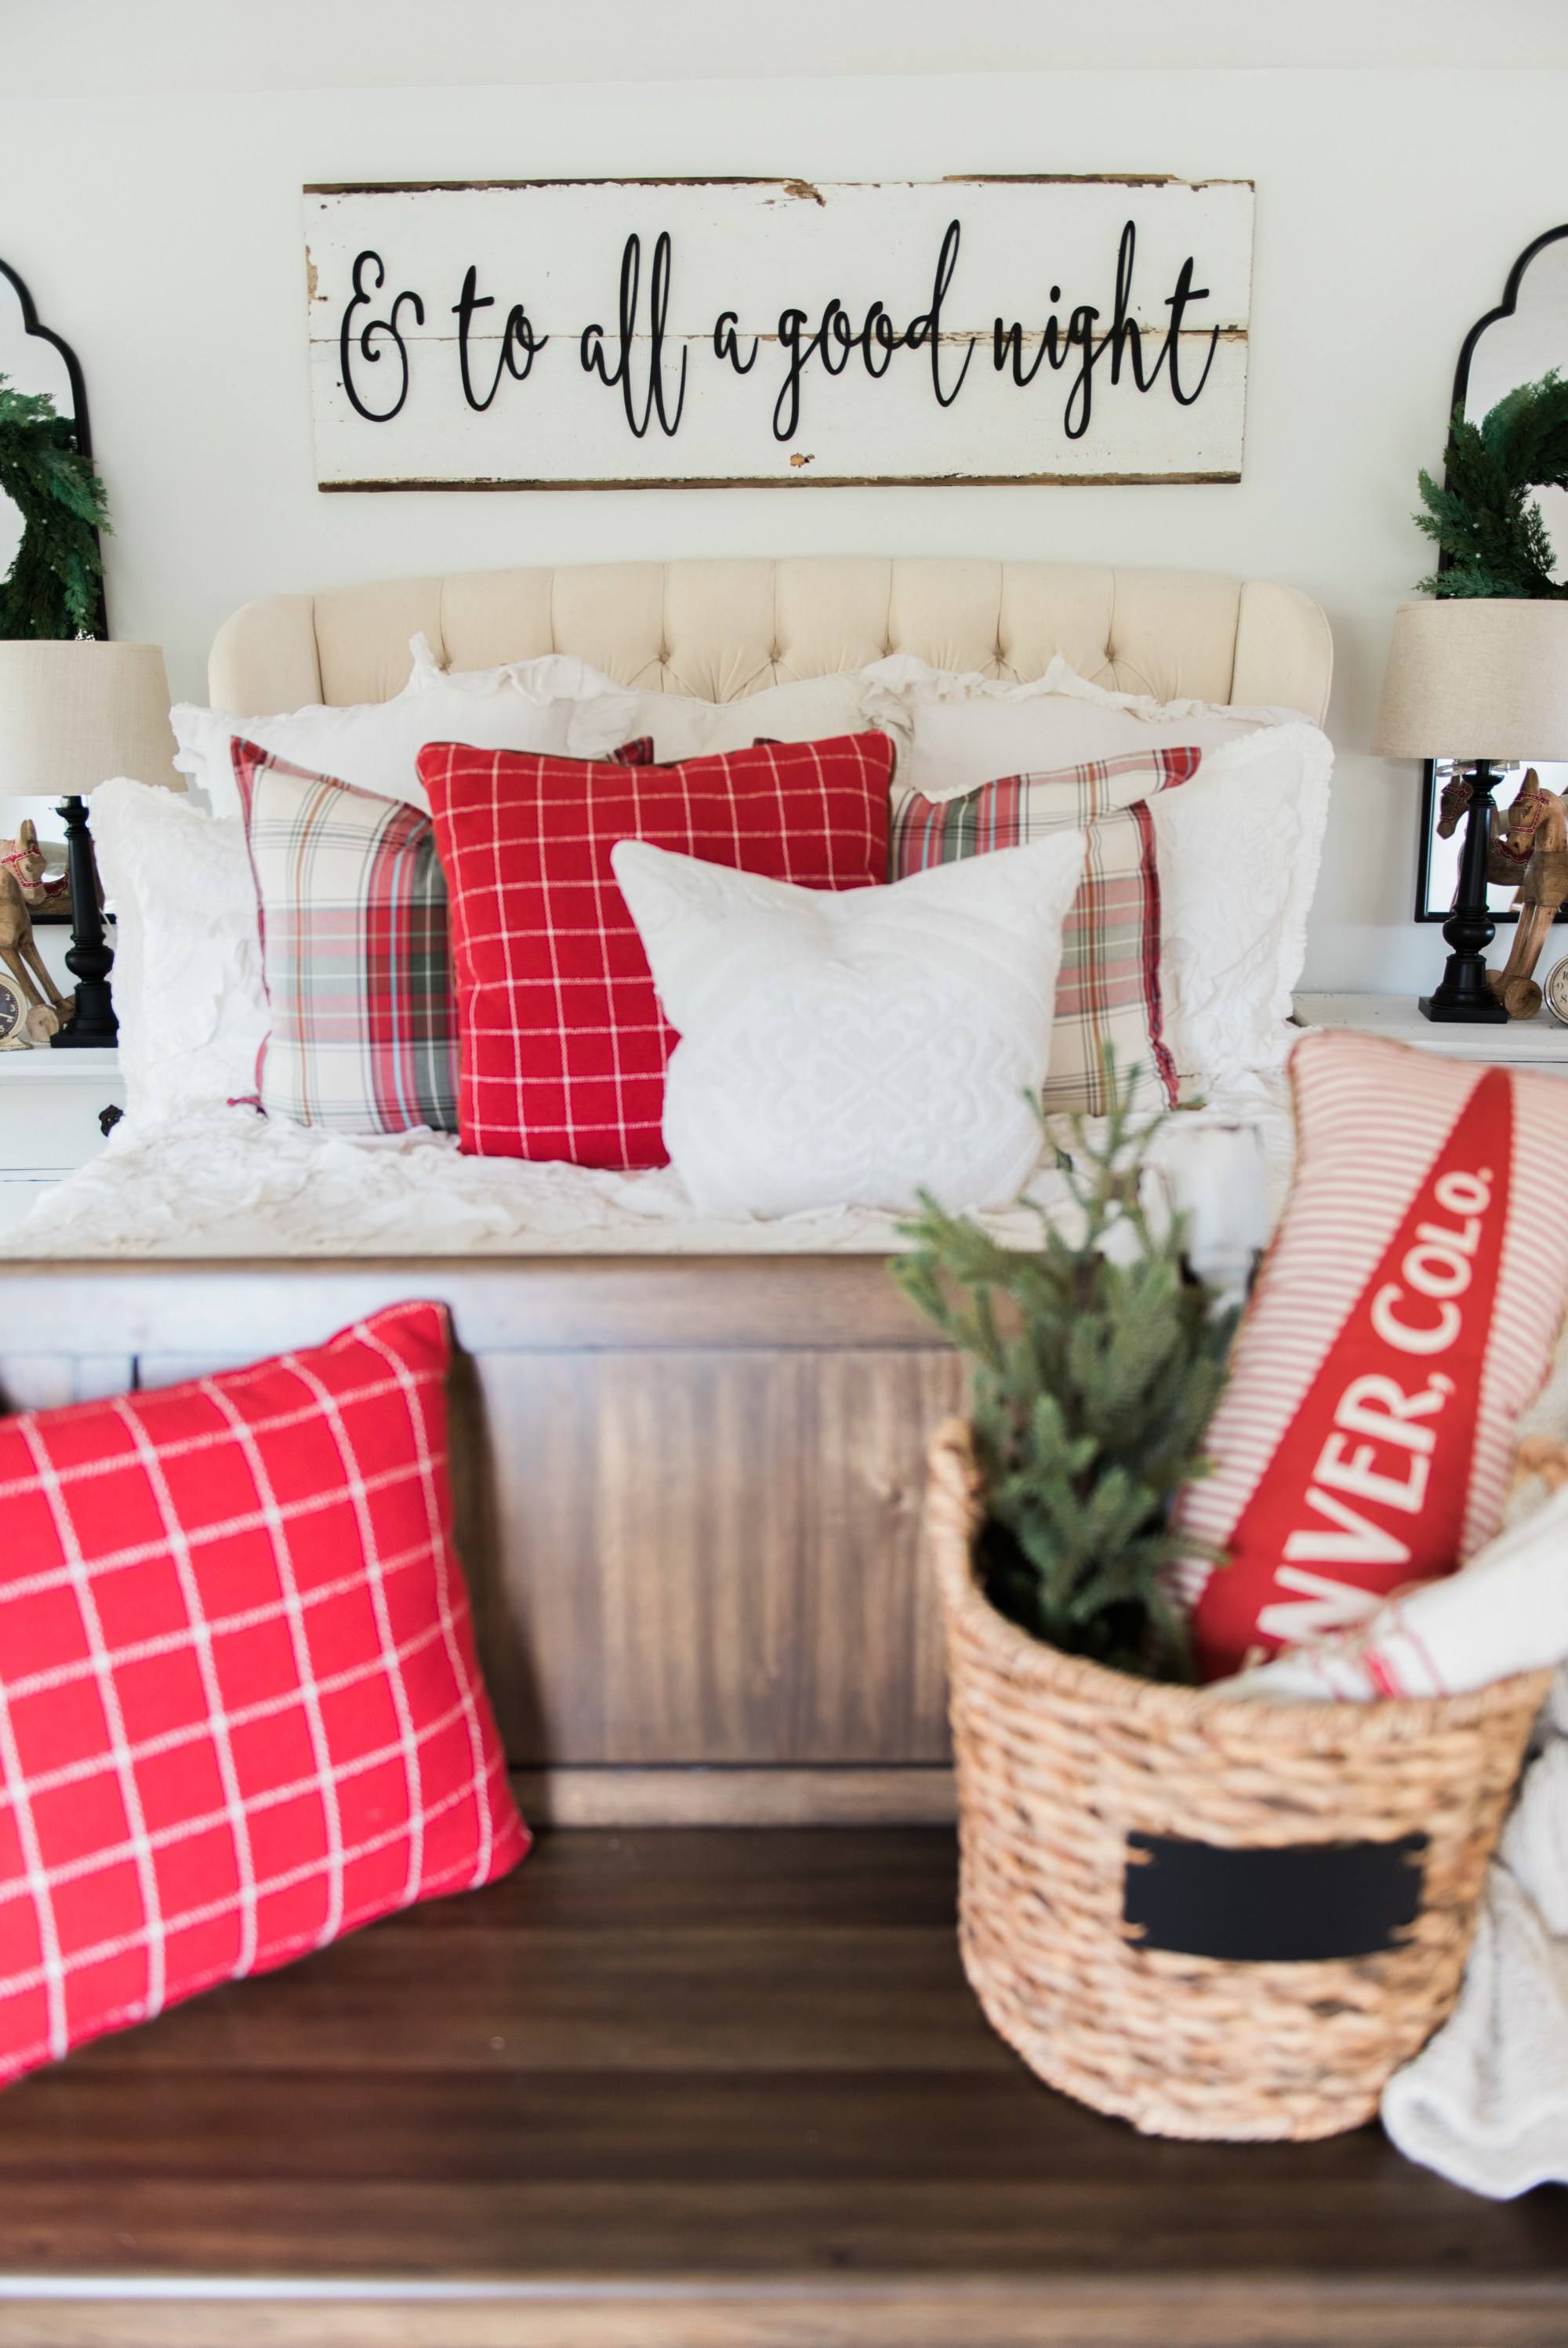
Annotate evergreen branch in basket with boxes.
[897,1049,1236,1684]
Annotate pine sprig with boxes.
[0,376,110,640]
[1414,370,1568,600]
[897,1054,1236,1682]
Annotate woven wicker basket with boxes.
[927,1420,1550,2142]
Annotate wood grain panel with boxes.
[9,2287,1568,2348]
[0,1256,941,1353]
[472,1351,606,1761]
[593,1348,960,1764]
[804,1350,960,1761]
[513,1766,956,1827]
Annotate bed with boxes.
[0,557,1333,1822]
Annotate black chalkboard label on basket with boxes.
[1123,1832,1429,1963]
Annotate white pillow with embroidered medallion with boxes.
[611,831,1086,1216]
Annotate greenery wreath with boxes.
[1416,368,1568,599]
[0,374,109,640]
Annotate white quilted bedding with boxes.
[0,1083,1293,1261]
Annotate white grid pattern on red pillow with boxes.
[419,734,895,1167]
[0,1302,528,2089]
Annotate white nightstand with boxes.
[0,1047,126,1233]
[1294,993,1568,1072]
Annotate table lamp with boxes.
[0,641,178,1048]
[1374,599,1568,1023]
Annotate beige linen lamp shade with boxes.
[1373,599,1568,760]
[0,640,178,797]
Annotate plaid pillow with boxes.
[0,1301,528,2087]
[233,741,458,1134]
[232,737,657,1136]
[888,746,1201,1115]
[419,733,895,1168]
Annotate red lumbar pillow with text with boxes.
[1174,1030,1568,1681]
[0,1301,527,2088]
[419,734,894,1168]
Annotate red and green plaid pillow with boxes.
[888,745,1201,1116]
[232,737,655,1135]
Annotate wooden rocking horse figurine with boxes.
[0,821,73,1043]
[1436,768,1568,1018]
[1488,771,1568,1018]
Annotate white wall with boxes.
[4,5,1568,993]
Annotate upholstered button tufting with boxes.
[208,561,1331,737]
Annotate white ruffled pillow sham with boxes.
[862,651,1311,801]
[612,833,1086,1218]
[90,777,270,1122]
[1149,723,1334,1090]
[172,635,636,822]
[408,634,880,764]
[866,651,1335,1091]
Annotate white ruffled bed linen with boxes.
[0,1082,1294,1260]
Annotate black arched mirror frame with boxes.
[1414,223,1568,923]
[0,255,106,641]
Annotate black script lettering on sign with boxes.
[452,266,548,412]
[338,250,424,423]
[579,231,688,440]
[332,215,1227,448]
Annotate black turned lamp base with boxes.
[1419,990,1508,1025]
[48,793,118,1049]
[1419,757,1511,1026]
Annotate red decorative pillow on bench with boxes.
[0,1301,527,2089]
[419,733,895,1167]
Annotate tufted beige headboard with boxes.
[209,557,1333,722]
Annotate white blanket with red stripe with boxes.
[1218,1482,1568,1703]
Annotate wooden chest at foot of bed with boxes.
[0,1253,962,1824]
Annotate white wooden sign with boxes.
[304,176,1253,491]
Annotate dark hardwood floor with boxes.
[0,1828,1562,2347]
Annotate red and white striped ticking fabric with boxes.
[419,734,895,1167]
[1175,1032,1568,1681]
[0,1302,527,2088]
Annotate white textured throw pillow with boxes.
[174,636,633,822]
[411,635,878,764]
[611,833,1085,1217]
[90,777,270,1121]
[1152,723,1334,1089]
[862,651,1307,802]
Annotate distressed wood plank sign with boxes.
[304,176,1254,490]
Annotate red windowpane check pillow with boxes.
[419,733,895,1167]
[888,745,1200,1116]
[0,1301,527,2088]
